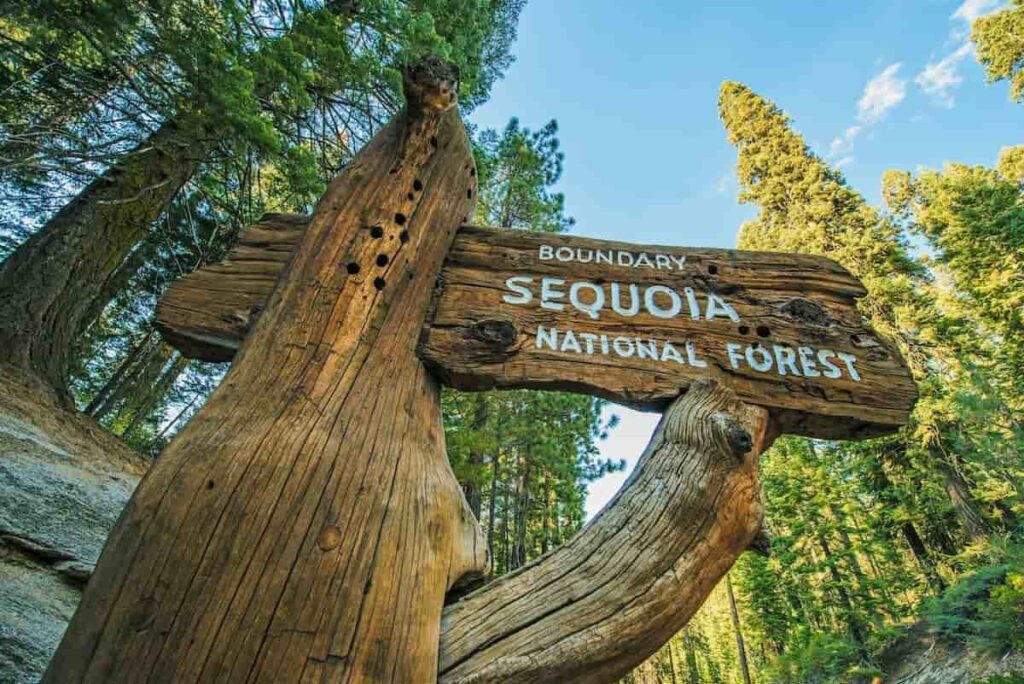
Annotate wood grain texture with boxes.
[420,227,915,439]
[156,223,915,440]
[156,212,308,362]
[437,378,771,684]
[43,58,484,684]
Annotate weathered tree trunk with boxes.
[84,329,157,416]
[119,351,188,439]
[0,119,210,399]
[938,456,990,542]
[726,573,753,684]
[438,379,771,684]
[0,4,358,400]
[42,57,485,683]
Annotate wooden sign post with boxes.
[45,57,916,684]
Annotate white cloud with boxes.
[829,125,862,158]
[834,156,855,170]
[857,64,907,123]
[952,0,1003,24]
[916,43,974,107]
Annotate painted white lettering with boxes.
[636,338,658,360]
[746,345,773,372]
[579,332,597,354]
[596,250,613,265]
[617,251,635,267]
[684,287,701,319]
[797,346,821,377]
[837,352,861,382]
[773,345,801,376]
[555,246,574,262]
[817,349,842,379]
[600,334,610,355]
[613,336,635,357]
[570,281,604,319]
[503,276,534,305]
[634,253,655,269]
[645,285,682,319]
[610,282,640,317]
[686,341,708,368]
[577,248,593,263]
[655,254,671,270]
[661,341,685,364]
[705,294,740,322]
[540,277,566,311]
[539,244,554,260]
[561,329,582,353]
[536,325,558,350]
[669,255,687,270]
[726,342,744,369]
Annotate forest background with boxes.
[0,0,1022,682]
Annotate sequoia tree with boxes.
[717,81,998,543]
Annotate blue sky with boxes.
[465,0,1022,518]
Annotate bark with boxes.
[438,379,771,684]
[84,329,156,416]
[43,57,485,683]
[119,351,188,439]
[726,573,753,684]
[938,456,990,542]
[0,4,358,399]
[0,119,210,399]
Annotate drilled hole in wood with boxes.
[373,277,386,290]
[851,334,861,344]
[346,262,361,274]
[206,480,215,490]
[370,226,384,239]
[407,192,415,200]
[399,230,410,243]
[707,264,718,275]
[470,167,476,176]
[430,136,438,148]
[467,189,473,199]
[413,179,423,191]
[376,254,389,267]
[738,325,750,335]
[395,213,407,225]
[756,325,771,338]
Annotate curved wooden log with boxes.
[438,379,772,684]
[43,57,484,683]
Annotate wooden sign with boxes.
[420,227,915,439]
[157,216,916,440]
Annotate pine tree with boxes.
[718,81,1007,544]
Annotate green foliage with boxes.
[924,543,1024,654]
[763,632,879,684]
[972,0,1024,103]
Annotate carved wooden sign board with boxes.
[157,216,916,439]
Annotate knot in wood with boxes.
[403,56,460,111]
[317,524,343,551]
[469,319,518,348]
[710,411,752,461]
[780,297,832,327]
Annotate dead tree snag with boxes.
[437,379,772,684]
[43,57,484,684]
